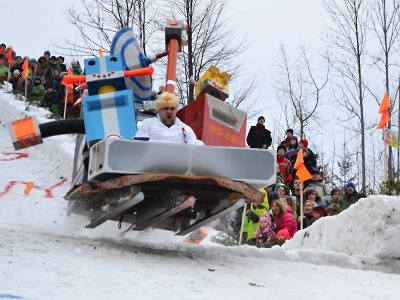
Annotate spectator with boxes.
[275,183,291,200]
[304,188,323,207]
[10,55,23,74]
[298,138,317,176]
[325,187,342,211]
[18,76,34,96]
[242,197,270,246]
[57,56,67,72]
[0,56,9,83]
[309,205,327,226]
[0,43,6,55]
[246,116,272,149]
[277,145,293,184]
[304,169,330,200]
[71,59,82,75]
[42,84,62,118]
[291,177,303,216]
[298,199,316,229]
[342,182,362,210]
[285,136,299,167]
[280,128,296,148]
[271,199,297,239]
[43,50,51,59]
[9,69,21,93]
[255,212,275,248]
[37,56,49,79]
[29,58,39,77]
[29,77,45,102]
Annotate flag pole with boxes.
[383,129,387,182]
[300,183,304,230]
[24,78,28,110]
[63,87,68,119]
[238,202,247,245]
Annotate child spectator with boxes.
[29,77,45,102]
[309,205,327,226]
[325,187,342,210]
[298,199,316,229]
[9,69,21,93]
[255,212,275,248]
[29,58,39,77]
[304,169,330,201]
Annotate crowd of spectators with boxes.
[241,118,365,248]
[0,44,82,118]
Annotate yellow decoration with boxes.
[98,85,117,94]
[195,65,231,100]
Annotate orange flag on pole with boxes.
[377,92,391,129]
[6,46,13,65]
[21,58,29,79]
[293,148,312,183]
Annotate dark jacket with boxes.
[246,124,272,149]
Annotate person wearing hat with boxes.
[280,128,296,149]
[29,58,39,77]
[342,182,363,210]
[57,56,67,72]
[246,116,272,149]
[308,205,327,226]
[298,138,317,178]
[71,59,82,75]
[29,76,45,101]
[134,92,204,145]
[9,69,21,93]
[255,212,275,248]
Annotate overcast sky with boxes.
[1,0,357,146]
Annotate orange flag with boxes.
[378,91,390,113]
[293,148,312,183]
[6,46,13,65]
[21,58,29,79]
[377,92,391,129]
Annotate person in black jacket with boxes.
[246,116,272,149]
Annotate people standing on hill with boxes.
[246,116,272,149]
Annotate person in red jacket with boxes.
[271,199,297,239]
[277,145,293,185]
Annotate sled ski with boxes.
[85,192,144,228]
[176,198,245,236]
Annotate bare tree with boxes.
[273,44,329,139]
[61,0,158,56]
[322,0,369,191]
[164,0,255,105]
[369,0,400,187]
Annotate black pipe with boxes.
[39,118,86,138]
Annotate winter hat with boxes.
[313,205,327,217]
[345,182,357,191]
[44,50,50,57]
[260,212,272,224]
[30,58,37,64]
[299,139,308,148]
[277,145,286,153]
[13,69,20,75]
[71,59,78,67]
[286,128,293,134]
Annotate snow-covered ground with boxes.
[0,84,400,300]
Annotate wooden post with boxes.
[238,202,248,245]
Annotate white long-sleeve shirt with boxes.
[135,117,204,145]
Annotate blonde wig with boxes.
[155,92,179,111]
